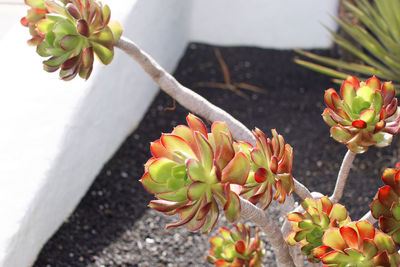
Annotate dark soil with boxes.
[34,43,399,267]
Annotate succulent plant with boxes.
[21,0,50,45]
[312,220,400,266]
[207,223,263,267]
[239,129,294,210]
[294,0,400,89]
[21,0,123,80]
[371,167,400,245]
[323,76,400,153]
[286,196,351,262]
[141,114,250,233]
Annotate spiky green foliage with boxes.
[286,196,351,262]
[21,0,123,80]
[141,114,250,233]
[312,220,400,266]
[294,0,400,89]
[207,223,263,267]
[371,167,400,245]
[239,129,294,210]
[323,76,400,153]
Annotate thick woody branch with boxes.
[293,178,312,200]
[117,37,314,266]
[240,198,296,267]
[116,36,255,144]
[330,150,356,203]
[116,36,310,201]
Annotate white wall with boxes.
[0,1,191,266]
[0,4,26,41]
[189,0,339,49]
[0,0,338,266]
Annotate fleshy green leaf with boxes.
[26,0,45,9]
[59,34,81,51]
[224,191,241,222]
[374,232,395,253]
[323,228,346,250]
[92,42,114,65]
[187,182,207,201]
[330,127,353,143]
[221,152,250,185]
[108,20,123,43]
[148,158,176,183]
[37,19,55,35]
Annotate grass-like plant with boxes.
[21,0,400,266]
[294,0,400,89]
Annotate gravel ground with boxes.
[34,44,400,267]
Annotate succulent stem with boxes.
[240,198,296,267]
[115,36,255,144]
[330,150,356,203]
[360,211,378,225]
[115,36,312,203]
[293,177,313,200]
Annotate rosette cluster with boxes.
[286,196,351,262]
[141,113,296,233]
[207,223,263,267]
[21,0,123,80]
[371,167,400,245]
[141,114,250,233]
[239,129,294,210]
[312,221,400,266]
[323,76,400,153]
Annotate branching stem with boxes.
[240,198,296,267]
[330,150,356,203]
[115,36,310,201]
[116,36,255,144]
[293,178,312,200]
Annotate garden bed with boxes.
[33,43,399,267]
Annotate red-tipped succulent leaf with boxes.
[240,129,294,210]
[21,0,123,80]
[312,220,400,266]
[207,223,263,267]
[142,114,250,233]
[286,196,351,262]
[323,76,400,153]
[371,167,400,245]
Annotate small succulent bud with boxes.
[207,223,263,267]
[239,129,294,210]
[322,76,400,153]
[286,196,351,262]
[371,167,400,245]
[312,220,400,266]
[21,0,123,80]
[141,114,250,233]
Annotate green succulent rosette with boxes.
[207,223,263,267]
[371,167,400,245]
[312,220,400,266]
[239,129,294,210]
[323,76,400,153]
[141,114,250,233]
[21,0,123,80]
[286,196,351,262]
